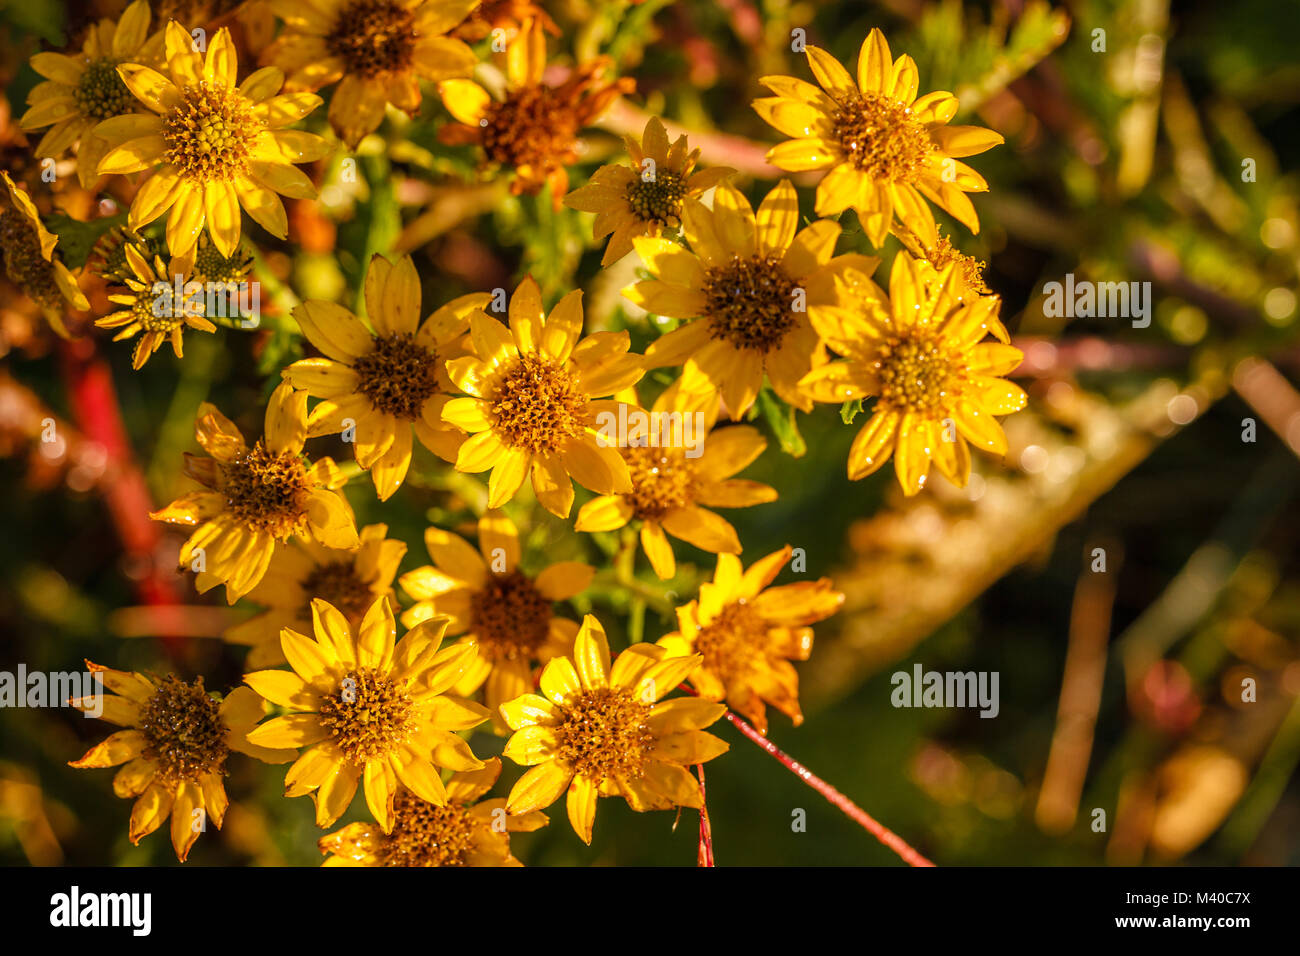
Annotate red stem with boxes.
[696,764,714,867]
[724,711,935,867]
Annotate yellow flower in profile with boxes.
[96,243,217,369]
[501,614,728,844]
[283,254,490,500]
[0,172,89,338]
[69,661,294,862]
[18,0,163,189]
[398,510,592,717]
[438,18,634,204]
[575,384,776,579]
[799,251,1026,495]
[244,596,491,830]
[563,116,733,266]
[226,523,407,669]
[263,0,480,148]
[658,547,843,734]
[441,275,643,516]
[625,179,877,419]
[754,28,1003,247]
[150,383,360,603]
[318,757,547,866]
[94,22,330,258]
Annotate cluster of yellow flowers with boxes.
[15,0,1027,864]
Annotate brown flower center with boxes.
[163,83,260,183]
[831,92,935,183]
[76,58,134,122]
[488,352,590,453]
[377,791,475,866]
[693,600,768,685]
[480,86,581,171]
[327,0,417,78]
[301,561,376,623]
[623,445,695,521]
[219,442,310,538]
[0,208,63,308]
[138,675,229,784]
[873,333,964,416]
[624,169,686,226]
[468,570,551,661]
[553,687,654,783]
[353,334,442,421]
[702,255,800,352]
[317,667,415,765]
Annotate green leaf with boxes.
[757,388,807,458]
[43,213,124,270]
[840,398,864,424]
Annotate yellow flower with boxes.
[658,547,843,734]
[150,382,360,603]
[95,243,217,369]
[264,0,480,148]
[754,28,1003,247]
[398,510,593,719]
[282,254,490,500]
[563,116,733,266]
[441,275,643,516]
[438,18,634,204]
[574,384,776,579]
[243,596,491,830]
[94,21,330,259]
[625,179,877,419]
[799,251,1026,494]
[18,0,163,189]
[68,661,294,862]
[318,757,547,866]
[0,172,89,337]
[500,614,728,844]
[226,523,407,669]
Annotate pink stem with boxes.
[724,711,935,867]
[696,764,714,867]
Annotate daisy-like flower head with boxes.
[658,547,843,733]
[799,251,1027,495]
[68,661,294,862]
[318,757,547,866]
[226,523,407,668]
[501,614,729,844]
[18,0,163,189]
[438,19,635,205]
[243,596,491,831]
[441,275,644,517]
[150,382,360,602]
[563,116,734,266]
[89,224,167,284]
[754,28,1003,247]
[626,179,878,419]
[264,0,480,148]
[94,22,331,258]
[398,510,593,718]
[283,254,490,501]
[0,172,89,338]
[575,383,776,580]
[95,242,217,369]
